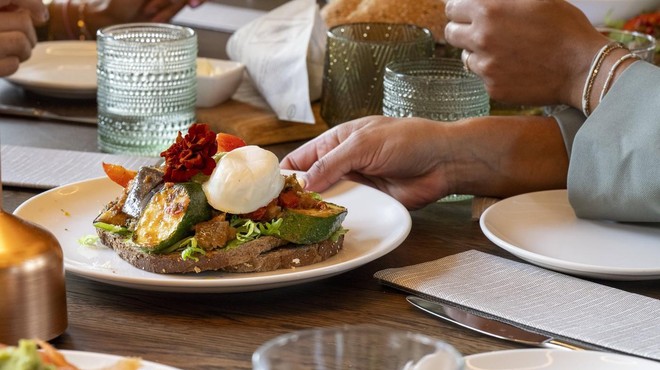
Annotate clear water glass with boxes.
[252,325,464,370]
[598,27,657,63]
[97,23,197,157]
[384,58,490,202]
[320,23,435,127]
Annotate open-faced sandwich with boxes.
[93,124,347,274]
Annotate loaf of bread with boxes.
[320,0,447,43]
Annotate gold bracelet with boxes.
[581,42,625,117]
[598,53,640,103]
[76,1,92,40]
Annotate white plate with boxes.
[61,350,180,369]
[14,173,411,292]
[465,349,660,370]
[6,41,97,99]
[480,190,660,280]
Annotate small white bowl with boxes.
[196,58,245,108]
[567,0,660,25]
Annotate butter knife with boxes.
[0,103,97,125]
[407,296,586,351]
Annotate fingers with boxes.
[0,9,38,47]
[0,0,49,25]
[444,0,472,23]
[0,30,32,76]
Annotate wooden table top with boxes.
[1,15,659,370]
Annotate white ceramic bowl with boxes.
[196,58,245,108]
[567,0,660,25]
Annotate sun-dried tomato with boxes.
[622,11,660,39]
[160,123,218,182]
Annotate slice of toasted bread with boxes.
[97,229,343,274]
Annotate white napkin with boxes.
[374,250,660,361]
[1,145,160,189]
[172,2,266,33]
[226,0,327,124]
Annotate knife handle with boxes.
[543,339,586,351]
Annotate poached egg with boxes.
[202,145,285,214]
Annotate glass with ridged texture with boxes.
[384,58,490,202]
[97,23,197,157]
[320,23,435,127]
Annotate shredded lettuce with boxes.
[227,216,283,248]
[93,222,132,236]
[179,237,206,262]
[330,227,349,243]
[78,234,99,247]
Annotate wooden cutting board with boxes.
[196,99,329,146]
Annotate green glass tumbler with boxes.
[320,23,435,127]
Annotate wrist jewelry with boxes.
[598,53,640,103]
[581,42,625,117]
[76,1,92,40]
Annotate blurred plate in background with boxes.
[6,41,97,99]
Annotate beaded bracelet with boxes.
[581,42,625,117]
[76,1,92,40]
[598,53,641,103]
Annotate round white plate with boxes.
[61,350,180,369]
[465,349,660,370]
[479,190,660,280]
[6,41,97,99]
[14,173,411,292]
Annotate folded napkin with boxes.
[1,145,160,189]
[374,250,660,361]
[226,0,327,124]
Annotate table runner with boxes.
[1,145,160,189]
[375,250,660,361]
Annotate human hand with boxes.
[281,116,454,210]
[82,0,205,34]
[0,0,48,76]
[444,0,609,108]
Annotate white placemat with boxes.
[375,250,660,361]
[1,145,160,189]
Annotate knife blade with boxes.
[0,103,97,125]
[407,296,586,351]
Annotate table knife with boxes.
[0,103,97,125]
[407,296,586,351]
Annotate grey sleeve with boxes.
[567,61,660,222]
[551,105,586,157]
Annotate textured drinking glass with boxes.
[97,23,197,156]
[383,58,490,120]
[253,325,464,370]
[321,23,435,127]
[384,58,490,202]
[598,27,657,63]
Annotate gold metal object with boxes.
[0,208,68,343]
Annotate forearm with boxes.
[447,116,568,198]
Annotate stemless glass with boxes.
[97,23,197,157]
[253,325,464,370]
[320,23,435,127]
[383,58,490,202]
[598,27,657,63]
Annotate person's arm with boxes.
[43,0,205,41]
[567,61,660,222]
[281,115,568,210]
